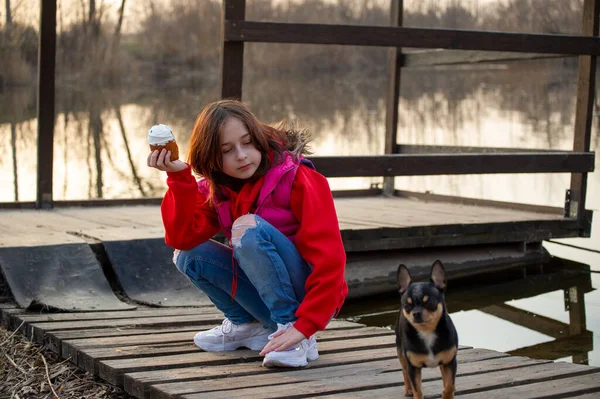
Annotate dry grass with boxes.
[0,325,133,399]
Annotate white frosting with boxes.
[148,124,175,145]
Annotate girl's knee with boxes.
[231,214,259,248]
[173,249,187,274]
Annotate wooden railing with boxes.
[24,0,599,238]
[309,152,594,178]
[223,21,600,55]
[218,0,599,232]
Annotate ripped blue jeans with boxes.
[174,214,311,330]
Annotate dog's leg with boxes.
[440,357,457,399]
[397,347,413,397]
[407,364,423,399]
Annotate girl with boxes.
[147,100,348,368]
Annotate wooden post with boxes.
[220,0,245,100]
[383,0,403,196]
[11,123,18,201]
[36,0,56,209]
[568,0,599,228]
[567,286,586,336]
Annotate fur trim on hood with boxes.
[271,119,313,160]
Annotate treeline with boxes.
[0,0,584,87]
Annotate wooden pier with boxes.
[9,0,596,286]
[2,300,599,399]
[0,194,567,309]
[1,1,599,396]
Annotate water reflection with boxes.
[337,257,598,366]
[0,59,598,204]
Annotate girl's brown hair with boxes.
[187,100,309,201]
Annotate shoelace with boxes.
[267,322,293,340]
[221,318,234,334]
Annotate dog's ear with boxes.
[430,260,447,291]
[397,264,412,294]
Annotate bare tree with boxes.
[114,0,126,38]
[89,0,100,38]
[89,0,95,22]
[5,0,12,26]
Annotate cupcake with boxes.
[148,124,179,161]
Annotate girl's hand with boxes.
[259,325,306,356]
[147,149,188,173]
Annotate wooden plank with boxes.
[99,334,398,386]
[338,198,527,224]
[339,218,579,253]
[36,0,57,209]
[130,346,486,399]
[182,353,556,399]
[156,357,401,399]
[63,326,390,367]
[45,325,213,354]
[0,210,116,233]
[61,327,217,365]
[147,348,504,399]
[225,21,600,56]
[309,152,595,177]
[26,314,225,344]
[55,207,161,228]
[128,346,400,399]
[81,342,202,375]
[383,0,403,196]
[415,361,600,397]
[1,307,24,328]
[331,188,383,198]
[403,49,568,67]
[569,392,600,399]
[0,196,580,254]
[220,0,245,99]
[67,325,391,352]
[569,0,599,226]
[71,326,394,375]
[47,325,209,341]
[453,371,600,398]
[394,189,564,215]
[321,367,600,398]
[14,307,217,323]
[62,329,210,355]
[396,144,561,154]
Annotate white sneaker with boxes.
[262,322,319,368]
[194,319,274,352]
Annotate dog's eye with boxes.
[424,299,438,309]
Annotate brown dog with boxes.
[394,260,458,399]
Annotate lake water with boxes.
[1,58,599,366]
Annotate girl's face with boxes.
[220,116,262,180]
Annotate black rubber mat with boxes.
[0,233,135,311]
[88,228,212,307]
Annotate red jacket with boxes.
[161,164,348,338]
